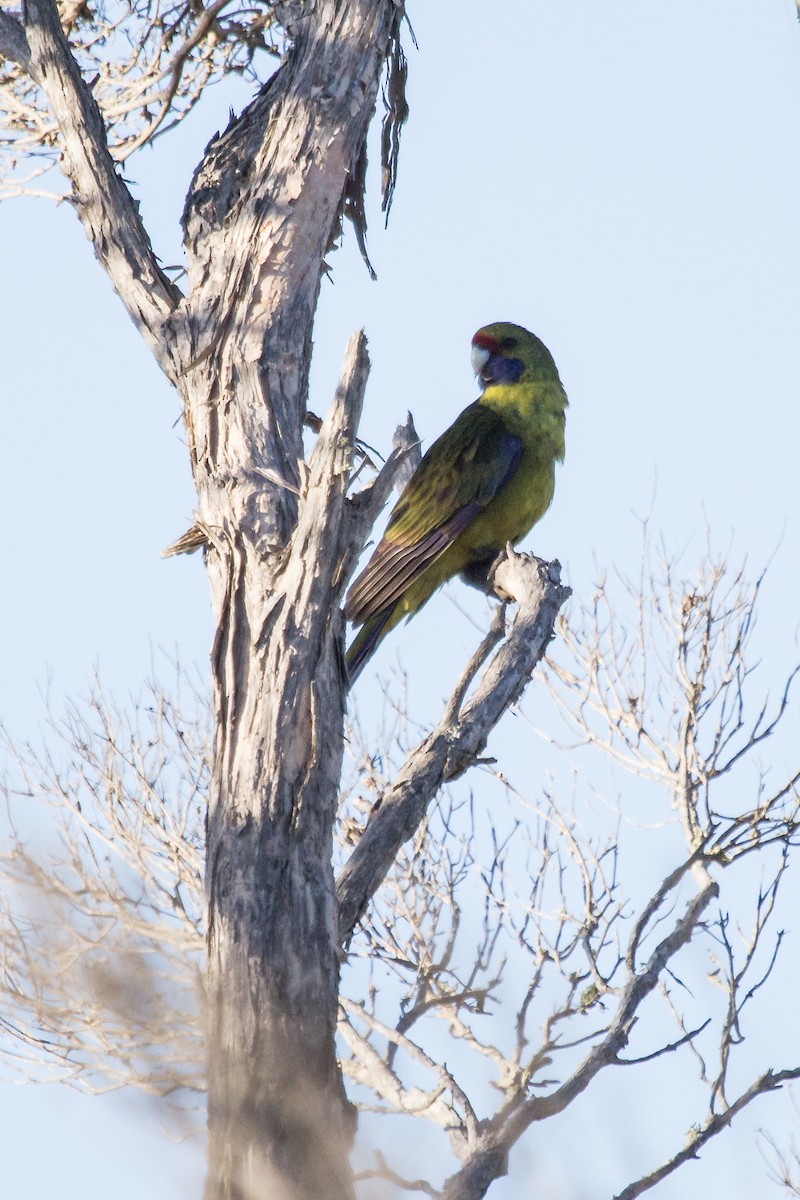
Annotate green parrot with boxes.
[345,321,567,681]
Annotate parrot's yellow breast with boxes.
[394,379,566,620]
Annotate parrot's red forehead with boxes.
[471,331,500,353]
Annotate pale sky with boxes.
[2,2,800,1197]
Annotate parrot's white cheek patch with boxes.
[471,345,490,375]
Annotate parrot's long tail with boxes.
[346,609,394,684]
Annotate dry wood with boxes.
[337,553,571,943]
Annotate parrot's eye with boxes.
[499,336,517,350]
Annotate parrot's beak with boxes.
[470,343,490,376]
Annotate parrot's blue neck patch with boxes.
[480,353,524,387]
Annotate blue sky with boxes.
[2,2,800,1196]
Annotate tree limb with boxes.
[613,1067,800,1200]
[0,10,34,74]
[438,878,720,1200]
[21,0,184,375]
[341,415,421,584]
[280,329,373,659]
[336,553,571,943]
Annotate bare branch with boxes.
[343,413,422,574]
[1,0,284,195]
[356,1151,439,1197]
[336,553,571,943]
[616,1018,712,1066]
[0,9,33,73]
[433,879,718,1200]
[288,329,372,612]
[20,0,183,372]
[341,996,478,1146]
[0,675,207,1099]
[613,1069,800,1200]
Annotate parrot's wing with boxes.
[346,402,523,623]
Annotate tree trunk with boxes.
[175,5,398,1197]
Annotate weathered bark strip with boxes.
[21,0,183,372]
[337,554,572,944]
[179,0,399,563]
[0,9,33,72]
[287,331,372,616]
[341,415,422,584]
[201,331,383,1200]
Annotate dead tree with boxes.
[0,4,569,1197]
[5,4,798,1198]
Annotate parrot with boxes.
[344,321,567,681]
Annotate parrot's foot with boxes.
[487,543,520,602]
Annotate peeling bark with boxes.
[165,7,397,1195]
[199,329,374,1200]
[170,5,400,1195]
